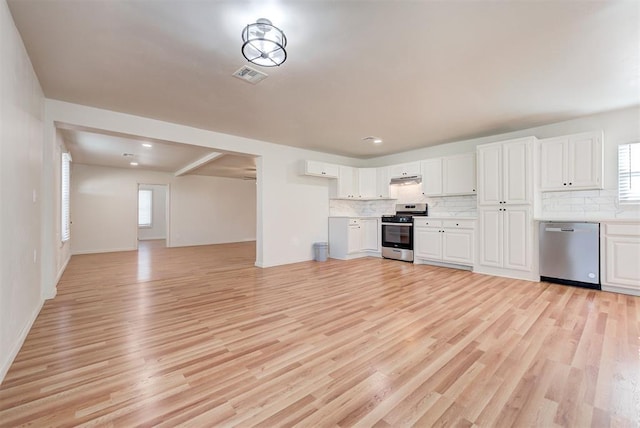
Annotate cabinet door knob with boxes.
[569,182,572,185]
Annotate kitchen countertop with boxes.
[328,216,386,219]
[413,216,477,220]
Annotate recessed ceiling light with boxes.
[142,143,152,148]
[362,136,383,144]
[130,162,139,166]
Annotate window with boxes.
[138,189,153,227]
[619,142,640,203]
[61,152,71,242]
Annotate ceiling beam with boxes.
[174,152,225,177]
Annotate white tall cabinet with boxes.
[476,137,536,280]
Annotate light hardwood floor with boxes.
[1,240,639,427]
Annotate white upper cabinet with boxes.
[358,168,377,199]
[388,161,421,178]
[421,158,443,196]
[333,166,357,199]
[539,131,603,191]
[443,153,476,195]
[376,167,390,198]
[302,160,339,178]
[477,137,532,206]
[421,153,476,197]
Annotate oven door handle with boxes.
[381,222,413,227]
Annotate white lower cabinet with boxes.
[602,222,640,296]
[478,206,532,273]
[360,218,379,251]
[414,218,475,267]
[347,221,362,254]
[329,217,380,260]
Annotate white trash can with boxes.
[313,242,328,262]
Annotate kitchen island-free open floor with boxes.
[1,240,638,426]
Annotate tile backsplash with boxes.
[541,189,639,219]
[329,183,478,217]
[330,185,639,220]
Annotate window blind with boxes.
[61,152,71,242]
[619,142,640,203]
[138,189,153,227]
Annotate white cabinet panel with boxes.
[477,144,503,205]
[329,217,381,260]
[569,133,602,189]
[605,236,640,288]
[502,207,531,271]
[503,140,530,204]
[479,208,503,267]
[361,219,379,251]
[347,223,362,254]
[602,222,640,295]
[303,160,339,178]
[334,166,357,199]
[389,162,421,178]
[421,158,443,196]
[376,167,390,198]
[442,230,474,265]
[414,227,442,260]
[540,138,566,190]
[479,207,530,272]
[414,220,475,266]
[358,168,377,199]
[539,131,603,191]
[478,138,531,205]
[443,153,476,196]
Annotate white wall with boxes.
[0,0,45,382]
[138,184,167,241]
[71,164,258,254]
[170,175,256,246]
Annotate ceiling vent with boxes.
[233,65,268,84]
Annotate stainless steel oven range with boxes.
[381,203,428,262]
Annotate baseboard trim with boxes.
[473,265,539,282]
[72,247,137,255]
[0,298,44,385]
[45,255,71,300]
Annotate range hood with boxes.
[390,175,422,185]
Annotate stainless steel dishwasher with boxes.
[539,222,600,289]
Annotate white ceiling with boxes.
[8,0,640,162]
[59,126,256,179]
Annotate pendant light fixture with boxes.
[241,18,287,67]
